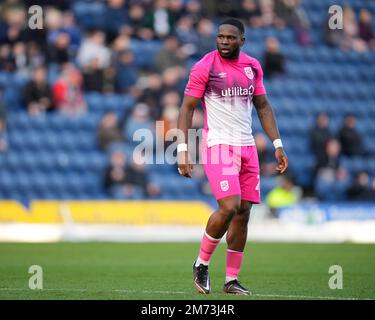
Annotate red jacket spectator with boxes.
[53,63,86,115]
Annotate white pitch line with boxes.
[0,287,372,300]
[113,289,188,295]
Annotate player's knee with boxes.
[219,201,241,223]
[236,208,250,225]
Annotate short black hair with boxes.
[219,18,245,35]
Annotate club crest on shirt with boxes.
[220,180,229,192]
[244,66,254,79]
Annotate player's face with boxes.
[216,24,245,59]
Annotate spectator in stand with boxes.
[293,1,312,46]
[103,0,129,41]
[143,0,175,39]
[123,102,154,144]
[266,174,302,218]
[161,66,186,94]
[104,150,138,199]
[77,30,111,71]
[129,153,161,198]
[60,11,82,55]
[341,6,368,52]
[112,32,131,53]
[185,0,203,25]
[315,138,341,175]
[46,10,81,63]
[159,90,180,138]
[324,10,345,48]
[310,112,333,165]
[115,50,138,94]
[82,57,104,93]
[26,42,46,69]
[168,0,185,25]
[97,112,123,151]
[0,112,7,153]
[313,138,350,200]
[175,15,199,57]
[315,166,350,201]
[45,8,70,65]
[157,90,180,162]
[155,35,187,72]
[0,86,8,153]
[127,3,154,41]
[274,0,298,28]
[0,44,16,72]
[359,8,375,50]
[194,18,215,58]
[259,0,276,27]
[347,171,371,201]
[12,41,46,73]
[367,178,375,201]
[47,30,70,65]
[255,132,277,176]
[102,66,116,94]
[238,0,262,28]
[338,114,365,157]
[200,0,217,18]
[215,0,242,17]
[22,66,53,116]
[263,36,286,78]
[12,42,28,74]
[1,2,27,45]
[52,63,86,115]
[138,72,164,119]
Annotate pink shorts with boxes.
[202,143,260,203]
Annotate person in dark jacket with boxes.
[338,114,365,157]
[310,112,333,164]
[22,66,53,116]
[263,36,286,78]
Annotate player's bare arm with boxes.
[253,94,288,173]
[177,95,200,178]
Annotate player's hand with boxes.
[275,148,288,174]
[177,151,193,178]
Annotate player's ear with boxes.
[240,35,245,47]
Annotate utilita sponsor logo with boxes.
[221,85,254,97]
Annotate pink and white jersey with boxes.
[185,50,266,147]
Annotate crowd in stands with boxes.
[310,113,375,201]
[324,6,375,52]
[0,0,374,205]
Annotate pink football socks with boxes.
[225,249,244,283]
[195,231,221,266]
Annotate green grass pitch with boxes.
[0,242,374,300]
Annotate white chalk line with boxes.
[0,287,372,300]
